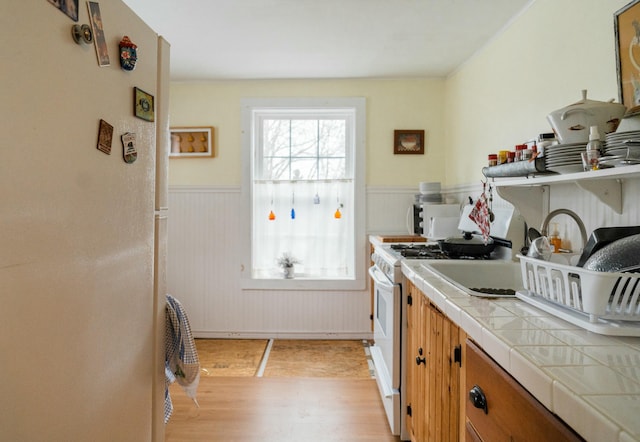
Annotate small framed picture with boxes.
[169,127,214,158]
[394,130,425,155]
[615,0,640,114]
[48,0,79,22]
[134,87,154,122]
[87,1,110,67]
[97,119,113,155]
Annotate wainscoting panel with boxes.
[167,186,398,339]
[168,180,640,338]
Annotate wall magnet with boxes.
[121,132,137,164]
[119,36,137,71]
[71,24,93,44]
[97,119,113,155]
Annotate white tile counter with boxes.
[402,260,640,442]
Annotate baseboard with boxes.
[193,331,374,340]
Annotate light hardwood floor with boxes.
[165,374,401,442]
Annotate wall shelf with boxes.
[492,164,640,229]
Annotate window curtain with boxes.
[252,179,353,279]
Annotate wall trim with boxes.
[168,183,480,194]
[169,184,241,193]
[193,331,373,340]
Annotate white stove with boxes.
[368,203,522,440]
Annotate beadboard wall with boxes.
[167,185,426,339]
[168,179,640,338]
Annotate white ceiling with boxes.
[122,0,533,81]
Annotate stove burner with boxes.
[389,242,491,260]
[390,243,440,252]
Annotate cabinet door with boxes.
[465,339,583,442]
[405,280,461,442]
[425,302,461,442]
[405,279,426,441]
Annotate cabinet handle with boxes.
[469,385,488,414]
[415,347,426,365]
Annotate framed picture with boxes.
[169,127,214,158]
[97,119,113,155]
[87,1,109,66]
[394,130,425,155]
[134,87,154,122]
[48,0,79,22]
[615,0,640,114]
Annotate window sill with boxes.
[240,277,365,291]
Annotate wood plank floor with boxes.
[165,339,400,441]
[165,376,400,442]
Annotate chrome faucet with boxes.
[540,208,588,252]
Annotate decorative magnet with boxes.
[134,87,154,122]
[97,119,113,155]
[119,36,137,71]
[71,24,93,44]
[268,210,276,221]
[121,132,137,164]
[87,1,110,67]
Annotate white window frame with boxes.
[240,97,366,291]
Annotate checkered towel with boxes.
[469,193,491,244]
[165,294,200,423]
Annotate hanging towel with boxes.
[469,193,491,244]
[165,294,200,423]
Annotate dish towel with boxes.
[469,193,491,244]
[165,294,200,424]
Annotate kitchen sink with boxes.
[420,260,523,297]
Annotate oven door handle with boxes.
[368,266,394,289]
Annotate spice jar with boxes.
[488,154,498,167]
[521,148,533,161]
[507,151,516,163]
[498,150,509,165]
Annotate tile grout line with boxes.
[255,338,274,377]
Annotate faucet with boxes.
[540,208,588,252]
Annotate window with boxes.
[241,98,366,290]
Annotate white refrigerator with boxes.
[0,2,170,441]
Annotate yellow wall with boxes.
[169,78,446,186]
[445,0,629,185]
[169,0,630,187]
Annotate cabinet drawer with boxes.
[465,339,582,442]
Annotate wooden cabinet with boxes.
[465,339,583,442]
[405,278,464,442]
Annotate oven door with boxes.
[368,265,401,435]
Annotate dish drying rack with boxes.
[516,255,640,336]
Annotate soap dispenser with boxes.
[549,222,562,253]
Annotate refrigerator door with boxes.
[0,2,166,441]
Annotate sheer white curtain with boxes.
[252,179,353,279]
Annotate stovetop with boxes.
[389,243,492,260]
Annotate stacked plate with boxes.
[417,181,443,203]
[544,142,587,174]
[604,130,640,160]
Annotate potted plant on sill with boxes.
[277,253,299,279]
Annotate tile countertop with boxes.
[401,260,640,442]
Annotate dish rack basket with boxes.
[516,255,640,335]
